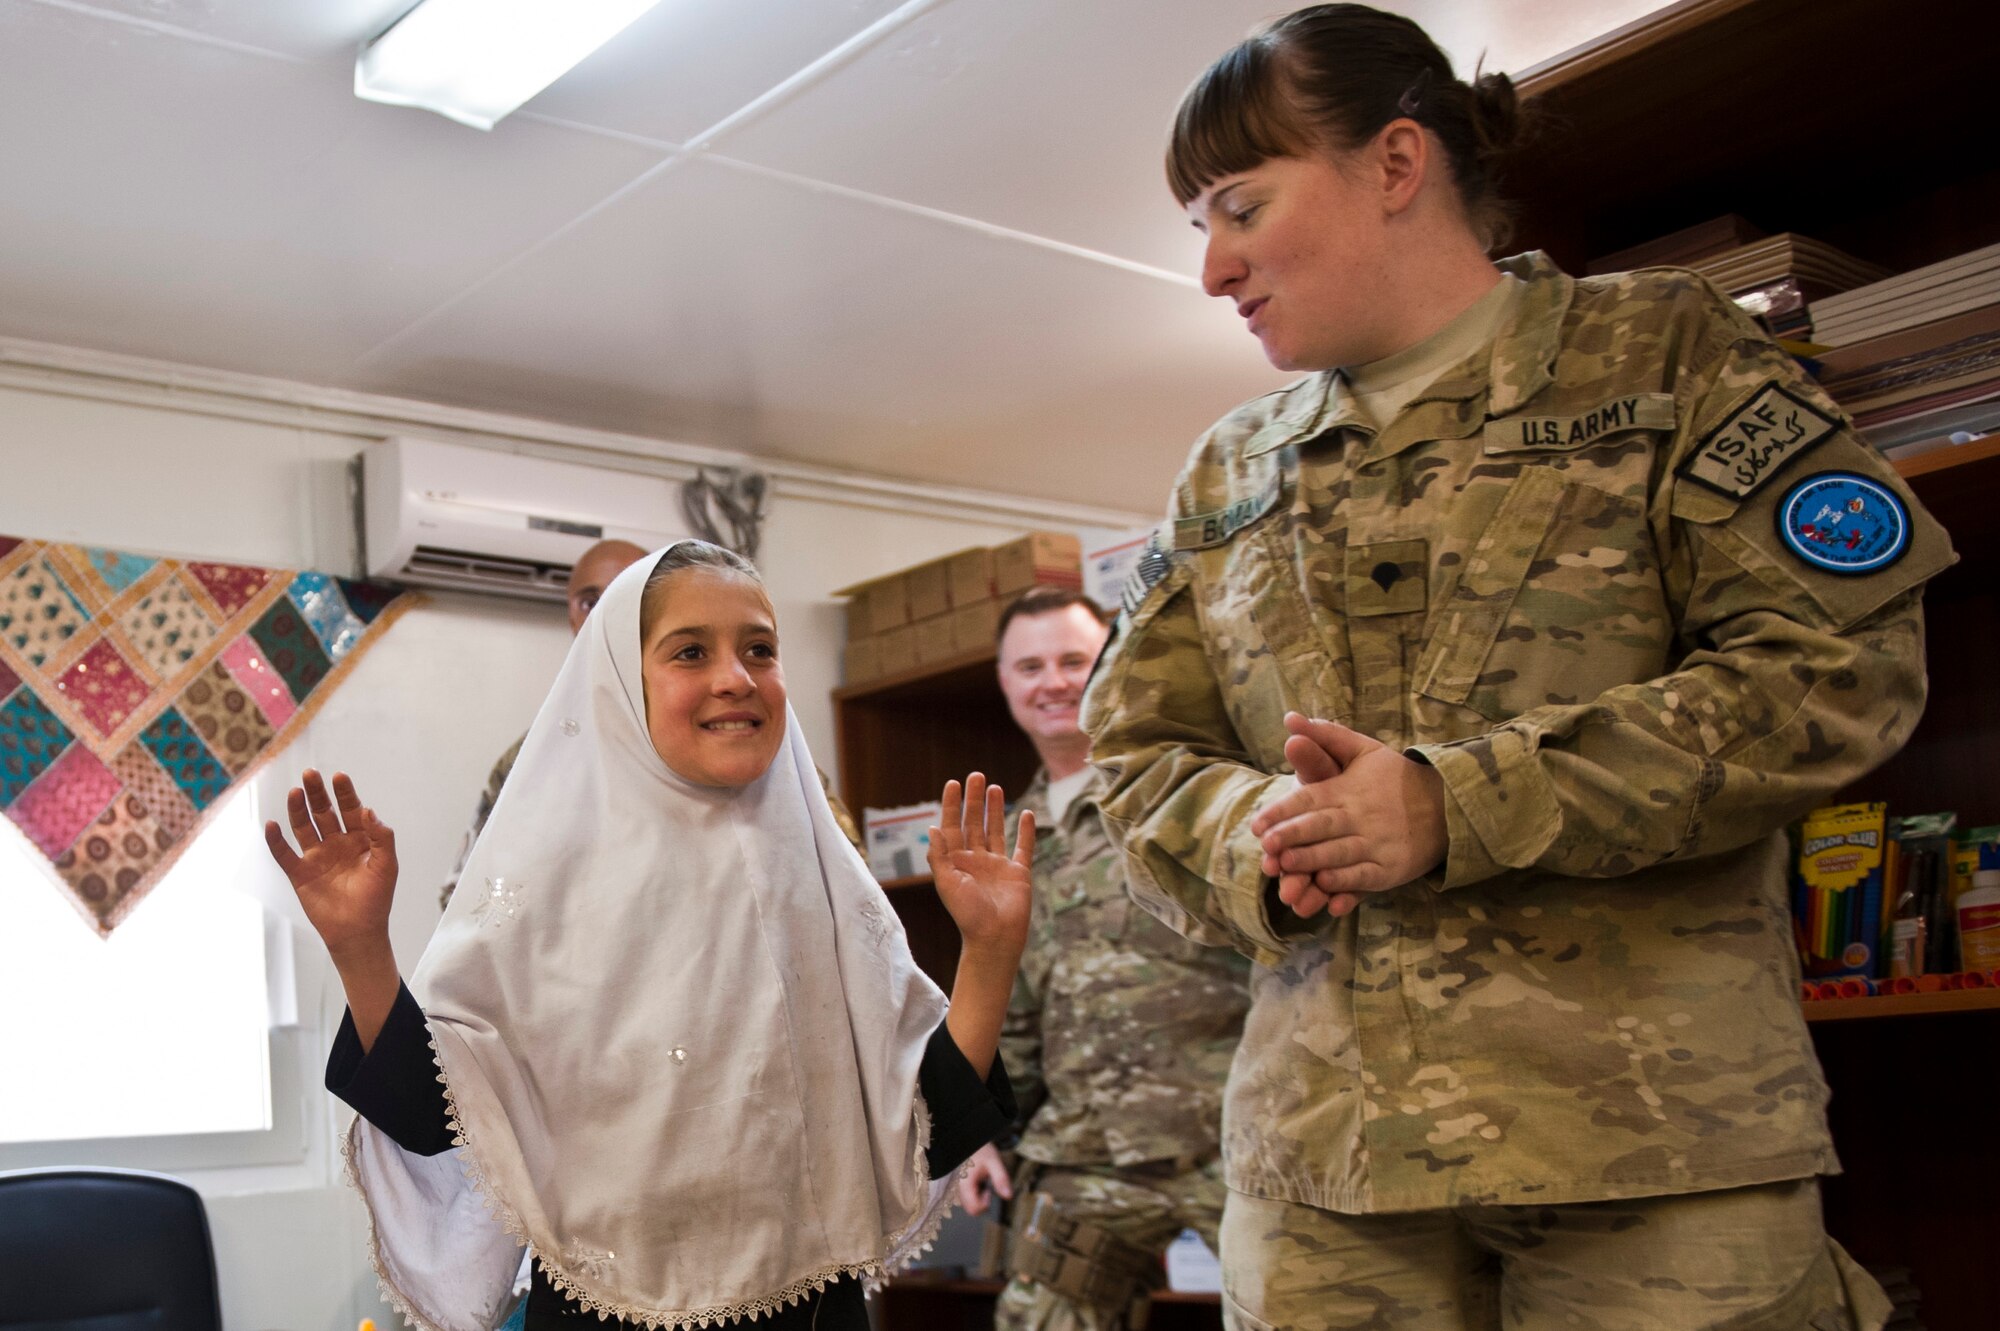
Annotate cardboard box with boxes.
[877,623,918,677]
[906,558,952,621]
[865,575,911,634]
[864,802,941,881]
[947,547,995,606]
[913,612,957,664]
[843,586,874,638]
[842,635,881,685]
[950,598,1002,653]
[993,531,1083,595]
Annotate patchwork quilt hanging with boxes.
[0,535,417,934]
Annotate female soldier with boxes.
[1081,6,1949,1328]
[268,541,1032,1330]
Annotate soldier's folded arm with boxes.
[1083,562,1297,968]
[1411,335,1954,890]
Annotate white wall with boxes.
[0,369,1140,1329]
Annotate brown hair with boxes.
[639,540,766,641]
[1167,3,1526,248]
[995,585,1112,647]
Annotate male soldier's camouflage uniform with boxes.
[1082,253,1952,1330]
[994,768,1250,1330]
[440,737,863,910]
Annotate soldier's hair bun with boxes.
[1168,3,1534,251]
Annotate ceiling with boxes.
[0,0,1665,510]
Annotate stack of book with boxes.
[1689,235,1891,339]
[1811,240,2000,347]
[1815,301,2000,458]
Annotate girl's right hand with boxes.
[264,769,399,959]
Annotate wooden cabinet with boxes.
[1510,4,2000,1325]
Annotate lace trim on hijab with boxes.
[348,1036,961,1330]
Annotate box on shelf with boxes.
[877,623,918,677]
[843,587,873,639]
[907,558,952,621]
[947,547,995,606]
[1083,526,1157,612]
[913,613,956,664]
[842,635,881,685]
[993,531,1083,595]
[1795,802,1888,979]
[864,802,941,881]
[949,598,1002,653]
[835,573,911,636]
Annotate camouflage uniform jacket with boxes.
[439,736,863,909]
[1000,767,1250,1168]
[1081,252,1954,1214]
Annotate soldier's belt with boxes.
[1007,1190,1161,1325]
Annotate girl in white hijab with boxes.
[266,541,1033,1331]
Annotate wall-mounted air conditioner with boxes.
[358,437,689,602]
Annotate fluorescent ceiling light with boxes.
[355,0,665,130]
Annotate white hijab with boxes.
[344,552,954,1330]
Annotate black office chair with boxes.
[0,1167,222,1331]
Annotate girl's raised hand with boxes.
[927,773,1034,963]
[264,770,399,958]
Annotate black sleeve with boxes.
[325,983,456,1157]
[919,1020,1017,1178]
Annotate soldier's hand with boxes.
[1250,714,1447,917]
[957,1142,1014,1215]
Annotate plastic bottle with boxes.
[1958,869,2000,972]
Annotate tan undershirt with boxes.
[1343,273,1525,427]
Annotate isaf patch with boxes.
[1171,473,1283,551]
[1776,472,1910,575]
[1678,382,1841,499]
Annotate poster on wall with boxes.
[0,535,417,934]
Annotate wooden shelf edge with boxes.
[1803,987,2000,1023]
[833,646,998,701]
[1512,0,1760,94]
[876,873,934,892]
[1890,432,2000,482]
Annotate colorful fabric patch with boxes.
[220,635,297,729]
[111,743,197,843]
[119,573,220,681]
[177,662,275,775]
[185,561,270,619]
[0,688,74,805]
[10,744,121,858]
[1678,382,1842,500]
[55,792,170,931]
[288,572,367,661]
[248,599,331,702]
[53,637,153,738]
[1776,472,1911,575]
[137,708,228,811]
[84,548,158,594]
[0,555,92,666]
[0,534,412,933]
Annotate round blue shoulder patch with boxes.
[1775,472,1910,575]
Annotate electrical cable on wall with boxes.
[680,466,768,562]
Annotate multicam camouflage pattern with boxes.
[1082,252,1955,1214]
[440,734,524,912]
[1218,1179,1892,1331]
[995,1157,1228,1331]
[1002,768,1250,1168]
[438,736,863,910]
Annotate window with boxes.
[0,789,272,1144]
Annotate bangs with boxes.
[1166,37,1315,205]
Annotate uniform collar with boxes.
[1239,252,1572,461]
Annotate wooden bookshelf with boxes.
[1508,7,2000,1326]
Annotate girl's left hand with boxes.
[928,773,1034,962]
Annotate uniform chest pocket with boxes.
[1196,525,1341,767]
[1414,466,1668,722]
